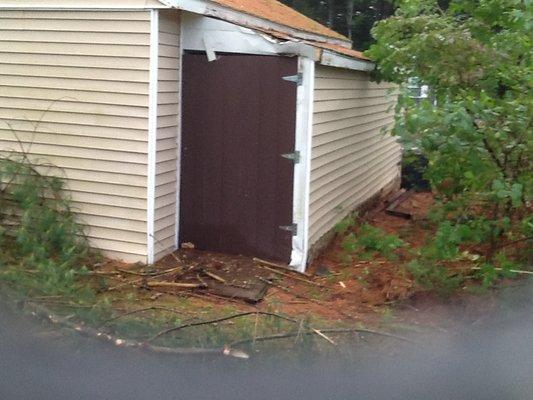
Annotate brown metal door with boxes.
[180,53,298,262]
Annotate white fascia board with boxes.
[181,12,318,59]
[290,57,314,273]
[320,50,375,72]
[147,9,159,264]
[167,0,351,48]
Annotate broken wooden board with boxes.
[153,249,275,303]
[386,189,415,219]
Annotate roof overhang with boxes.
[164,0,351,48]
[182,13,374,72]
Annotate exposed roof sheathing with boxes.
[308,41,369,61]
[211,0,349,42]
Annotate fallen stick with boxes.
[86,270,122,276]
[469,266,533,276]
[253,257,311,276]
[115,265,185,278]
[202,270,227,284]
[149,311,298,342]
[256,264,331,288]
[258,277,359,321]
[99,306,188,326]
[106,278,143,292]
[116,268,158,277]
[19,299,240,357]
[312,328,337,346]
[145,281,205,289]
[26,299,95,308]
[150,266,184,277]
[229,327,414,348]
[257,277,327,307]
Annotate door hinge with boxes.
[279,223,298,236]
[281,151,300,163]
[282,73,303,86]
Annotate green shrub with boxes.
[367,0,531,290]
[0,154,95,300]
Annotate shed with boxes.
[0,0,401,272]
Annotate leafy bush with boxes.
[366,0,532,290]
[0,153,95,300]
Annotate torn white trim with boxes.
[202,34,217,61]
[181,13,317,59]
[181,13,374,73]
[147,9,159,264]
[290,56,314,273]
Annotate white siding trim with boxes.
[174,14,184,248]
[147,9,159,264]
[290,57,314,272]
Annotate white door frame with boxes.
[289,57,314,272]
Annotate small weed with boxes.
[342,223,406,261]
[334,214,357,234]
[380,307,395,324]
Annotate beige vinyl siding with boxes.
[0,10,152,263]
[0,2,165,10]
[154,10,181,260]
[309,65,401,247]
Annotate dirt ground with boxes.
[92,191,525,334]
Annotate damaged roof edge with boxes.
[168,1,374,67]
[320,50,375,72]
[166,0,352,48]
